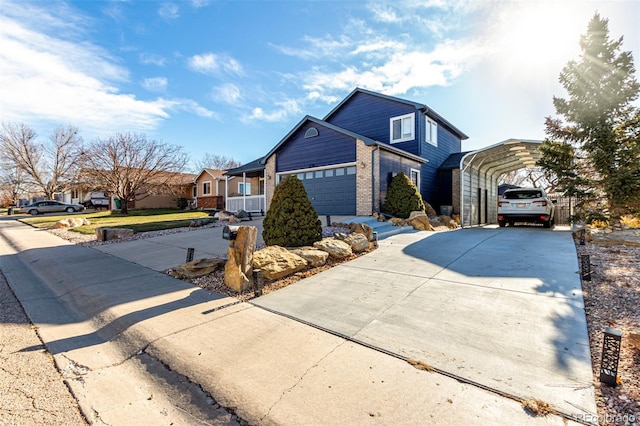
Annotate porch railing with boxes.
[226,195,265,213]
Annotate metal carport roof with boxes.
[460,138,543,227]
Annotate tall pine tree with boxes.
[538,13,640,217]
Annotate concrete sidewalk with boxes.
[0,219,585,425]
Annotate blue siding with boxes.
[379,151,421,211]
[420,125,461,205]
[276,123,356,173]
[326,92,419,156]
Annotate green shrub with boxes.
[262,176,322,247]
[382,172,425,218]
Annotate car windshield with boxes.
[504,190,542,200]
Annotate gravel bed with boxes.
[575,230,639,425]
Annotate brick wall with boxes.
[355,140,373,216]
[196,196,223,209]
[265,154,276,211]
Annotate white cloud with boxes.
[211,83,244,106]
[243,99,302,123]
[368,4,401,23]
[140,53,167,67]
[0,1,184,137]
[188,53,244,75]
[142,77,168,92]
[158,3,180,20]
[190,0,211,8]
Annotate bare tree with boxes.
[191,153,241,172]
[0,166,28,206]
[499,167,556,193]
[0,123,84,199]
[82,133,189,214]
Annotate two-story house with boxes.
[262,88,468,216]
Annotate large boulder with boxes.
[224,226,258,292]
[96,227,134,241]
[572,226,593,242]
[252,246,308,280]
[424,202,437,217]
[349,222,373,241]
[289,247,329,268]
[313,238,352,259]
[438,215,459,229]
[408,211,428,221]
[54,217,90,229]
[389,218,405,226]
[409,215,435,231]
[343,233,370,252]
[171,258,224,279]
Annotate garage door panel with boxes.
[290,166,355,215]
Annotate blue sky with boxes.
[1,0,638,169]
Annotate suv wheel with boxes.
[66,207,75,213]
[498,220,506,227]
[29,209,38,216]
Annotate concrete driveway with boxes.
[253,226,597,419]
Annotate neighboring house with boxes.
[224,158,266,213]
[133,171,196,209]
[261,88,468,216]
[63,171,196,210]
[193,168,226,209]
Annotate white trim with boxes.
[425,116,438,147]
[275,162,357,179]
[202,180,212,196]
[390,112,415,143]
[238,181,251,196]
[410,168,421,192]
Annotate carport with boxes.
[460,139,543,227]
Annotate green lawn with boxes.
[19,209,213,234]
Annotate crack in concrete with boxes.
[259,340,346,423]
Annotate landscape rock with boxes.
[313,238,352,259]
[190,218,212,227]
[95,227,134,241]
[408,211,428,221]
[349,222,373,241]
[389,218,405,226]
[224,226,257,292]
[289,247,329,267]
[343,233,370,252]
[408,215,435,231]
[54,218,90,229]
[171,258,225,279]
[424,202,437,217]
[253,246,308,280]
[438,215,459,229]
[452,214,461,225]
[629,332,640,351]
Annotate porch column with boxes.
[242,172,247,211]
[225,176,229,211]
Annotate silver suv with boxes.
[497,187,555,228]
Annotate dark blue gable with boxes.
[276,122,356,173]
[325,92,419,156]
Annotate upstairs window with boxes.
[390,113,415,143]
[426,116,438,146]
[202,181,211,196]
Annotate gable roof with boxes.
[323,87,469,140]
[263,115,426,164]
[224,157,266,177]
[193,168,225,182]
[439,151,472,171]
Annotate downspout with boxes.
[371,145,379,213]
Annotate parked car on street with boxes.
[19,200,85,215]
[497,187,555,228]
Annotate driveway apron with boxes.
[253,227,597,418]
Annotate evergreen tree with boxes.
[262,176,322,247]
[538,13,640,217]
[382,172,425,218]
